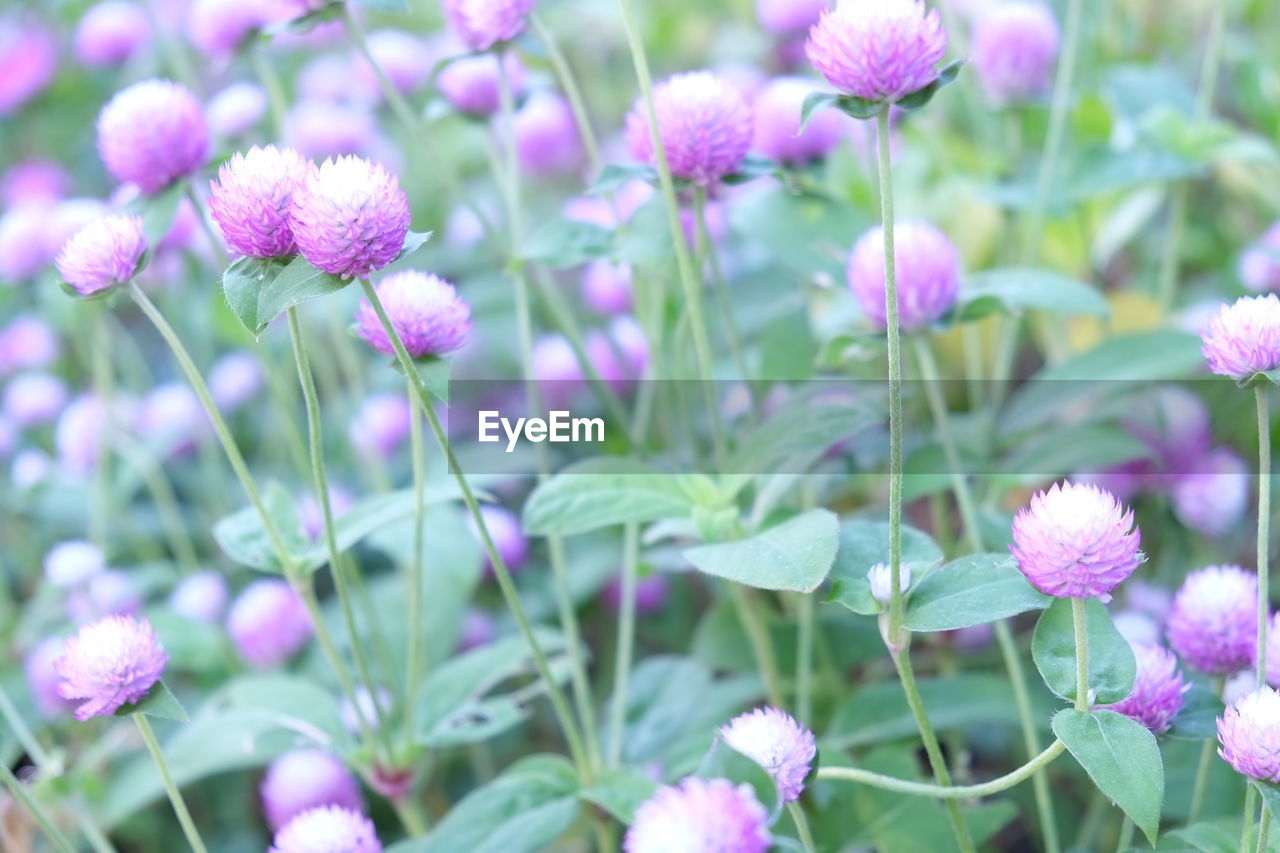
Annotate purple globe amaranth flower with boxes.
[720,707,817,802]
[54,614,167,721]
[0,315,58,375]
[286,100,377,160]
[349,392,412,459]
[1172,447,1249,538]
[11,448,52,487]
[56,214,148,297]
[581,261,633,315]
[0,203,57,282]
[55,394,108,475]
[971,1,1060,105]
[291,156,410,280]
[438,51,526,116]
[227,579,313,669]
[1168,565,1257,675]
[210,146,311,259]
[1217,686,1280,783]
[625,777,772,853]
[806,0,948,103]
[868,561,911,605]
[186,0,290,59]
[1010,481,1143,601]
[261,750,364,832]
[4,372,68,427]
[468,504,530,574]
[25,637,77,717]
[97,80,210,194]
[441,0,535,52]
[0,18,57,116]
[44,541,106,587]
[625,71,754,186]
[74,2,151,68]
[210,350,265,413]
[355,271,472,358]
[514,92,585,177]
[848,220,960,331]
[169,571,229,624]
[1240,222,1280,293]
[757,0,827,35]
[603,572,668,615]
[753,77,846,165]
[1098,642,1188,734]
[353,30,434,98]
[138,382,207,458]
[68,570,142,623]
[270,805,381,853]
[207,82,267,138]
[1200,294,1280,380]
[2,159,69,208]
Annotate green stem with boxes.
[1257,385,1271,689]
[404,378,427,747]
[796,592,815,726]
[607,523,640,767]
[113,436,201,575]
[530,14,600,175]
[90,307,113,550]
[911,337,981,551]
[693,186,751,388]
[1243,786,1260,853]
[1115,815,1135,853]
[1073,597,1090,710]
[731,584,784,708]
[391,794,429,837]
[1189,675,1227,822]
[251,42,288,138]
[134,714,208,853]
[1256,806,1272,853]
[0,763,76,853]
[0,686,55,773]
[786,801,818,853]
[818,740,1067,799]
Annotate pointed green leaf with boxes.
[1032,599,1136,705]
[1167,684,1225,740]
[905,553,1052,632]
[521,219,614,268]
[120,680,188,723]
[955,268,1110,322]
[125,180,187,248]
[579,767,659,824]
[827,520,943,614]
[587,163,658,195]
[394,230,433,263]
[212,481,308,573]
[222,255,347,337]
[897,59,965,111]
[522,458,697,535]
[683,508,839,592]
[799,92,842,134]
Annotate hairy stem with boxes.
[607,523,641,767]
[1073,597,1090,710]
[134,714,208,853]
[818,740,1066,799]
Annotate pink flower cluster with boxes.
[625,777,771,853]
[807,0,948,103]
[626,71,754,186]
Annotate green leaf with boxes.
[1168,823,1239,853]
[1167,684,1225,740]
[955,268,1110,321]
[118,680,188,722]
[725,396,881,478]
[1052,708,1164,845]
[897,60,965,111]
[827,520,944,614]
[353,0,408,10]
[683,509,839,592]
[580,767,658,824]
[998,424,1151,486]
[392,756,579,853]
[296,485,462,573]
[799,92,842,133]
[393,230,432,263]
[521,219,614,268]
[222,255,347,337]
[905,553,1051,632]
[211,481,307,573]
[1259,783,1280,825]
[125,180,187,248]
[393,354,450,404]
[721,154,779,185]
[1032,599,1136,705]
[522,458,698,536]
[587,163,658,195]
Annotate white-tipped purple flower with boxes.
[44,541,106,587]
[55,214,148,297]
[626,71,754,186]
[1171,447,1249,538]
[971,1,1059,105]
[0,18,57,116]
[3,372,67,427]
[438,52,526,116]
[868,561,910,605]
[206,82,267,138]
[55,614,167,721]
[1010,481,1143,602]
[210,145,312,259]
[1200,294,1280,380]
[1097,642,1188,734]
[720,707,816,801]
[1217,686,1280,783]
[97,80,210,194]
[468,504,529,574]
[74,2,150,68]
[514,92,585,177]
[441,0,535,52]
[757,0,827,35]
[753,76,846,165]
[349,392,412,460]
[1168,565,1257,675]
[25,637,76,717]
[291,156,410,280]
[625,777,772,853]
[169,571,229,624]
[261,750,364,832]
[227,580,313,669]
[581,261,634,316]
[270,805,381,853]
[209,350,265,413]
[848,220,960,331]
[1240,222,1280,293]
[355,271,472,358]
[807,0,947,103]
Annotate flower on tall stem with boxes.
[1167,565,1258,676]
[226,579,314,669]
[354,271,472,358]
[720,707,817,802]
[270,805,382,853]
[97,80,210,194]
[1217,685,1280,783]
[55,213,147,298]
[1199,294,1280,380]
[625,777,772,853]
[54,614,167,721]
[209,145,311,259]
[625,71,754,186]
[290,156,410,280]
[441,0,536,52]
[806,0,947,103]
[1097,642,1188,734]
[260,749,364,832]
[847,220,960,331]
[971,1,1060,105]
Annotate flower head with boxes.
[514,92,585,177]
[441,0,536,52]
[1098,642,1188,734]
[757,0,827,35]
[1010,481,1142,601]
[467,504,529,574]
[186,0,289,59]
[97,79,210,194]
[55,214,148,297]
[720,707,816,801]
[753,76,847,165]
[972,1,1059,105]
[349,392,412,460]
[4,372,68,428]
[868,561,911,604]
[806,0,947,103]
[848,220,960,331]
[0,204,56,281]
[1171,447,1249,538]
[26,637,76,717]
[54,615,167,721]
[1240,222,1280,293]
[207,82,267,138]
[624,777,772,853]
[270,805,381,853]
[210,146,312,259]
[438,52,526,116]
[0,18,57,116]
[74,2,150,68]
[286,100,377,160]
[261,750,363,832]
[355,271,471,357]
[1217,686,1280,783]
[1167,565,1257,675]
[291,156,410,280]
[1200,294,1280,380]
[68,570,141,623]
[581,261,633,315]
[169,571,229,624]
[210,350,265,413]
[227,579,313,669]
[0,315,57,375]
[625,71,754,186]
[44,541,106,587]
[352,30,433,98]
